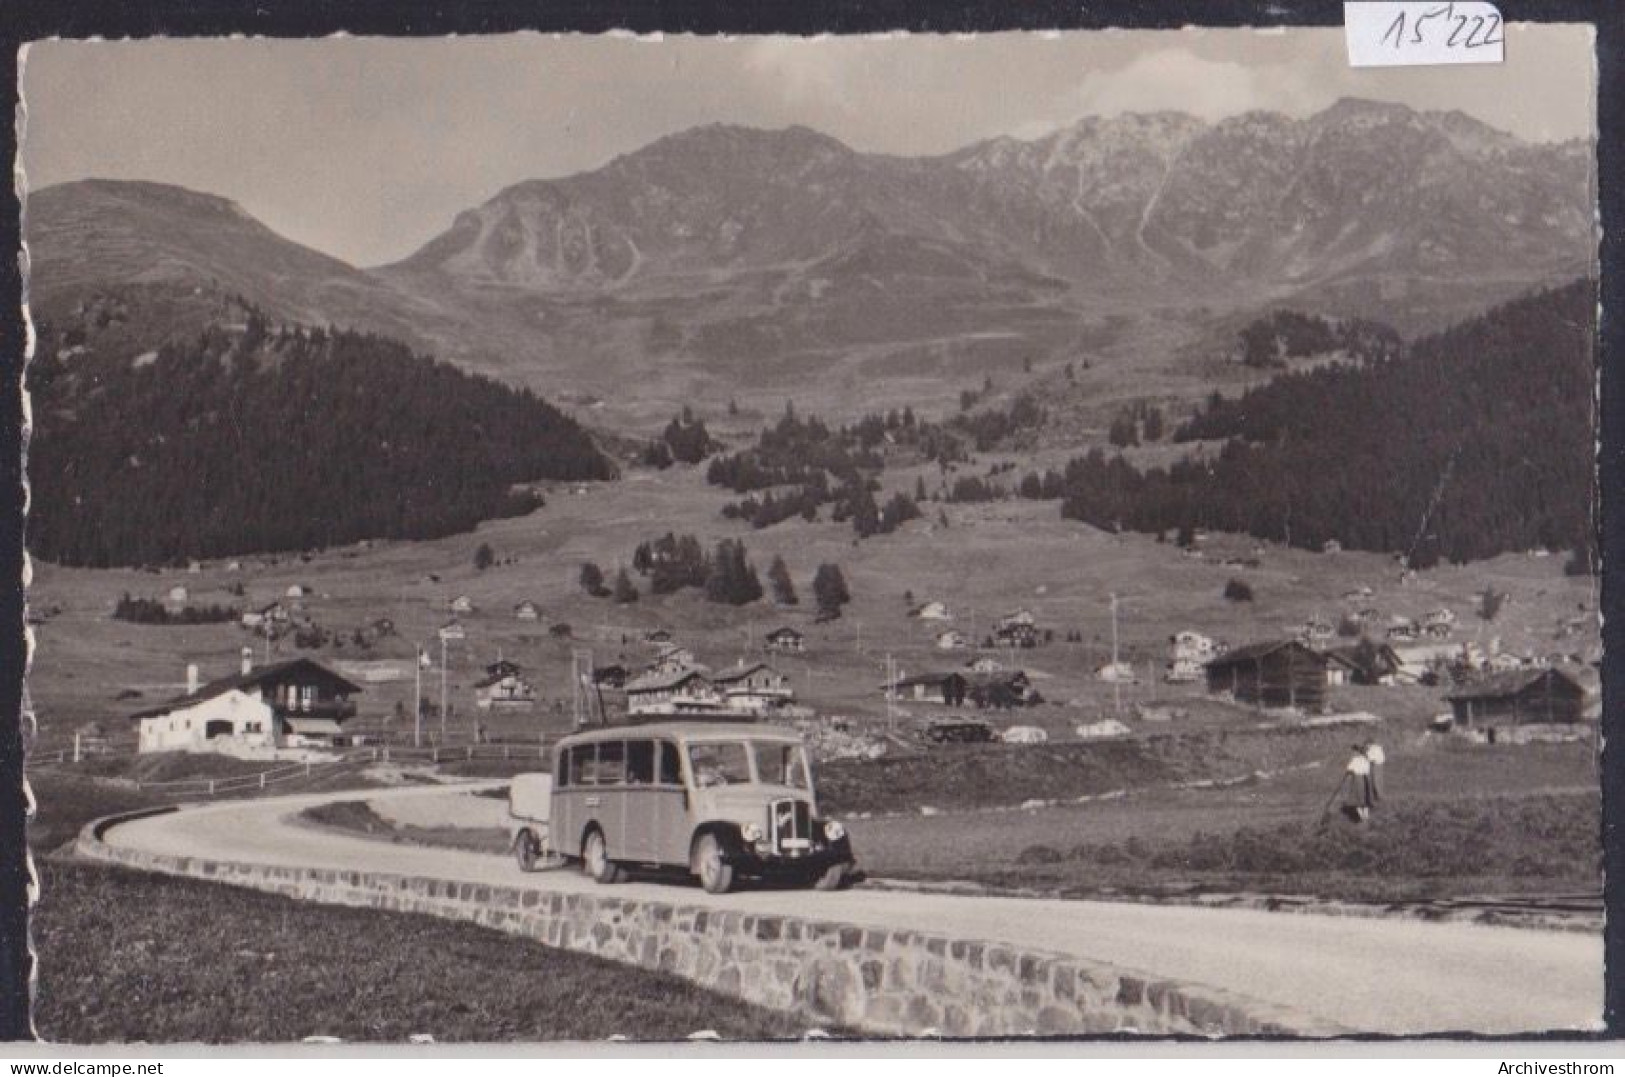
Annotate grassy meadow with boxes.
[24,452,1598,752]
[31,860,815,1044]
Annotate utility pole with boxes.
[413,646,424,748]
[1111,592,1122,717]
[436,620,465,742]
[884,653,897,734]
[571,649,595,728]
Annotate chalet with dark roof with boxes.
[764,626,805,654]
[131,655,361,754]
[624,667,722,716]
[1445,669,1587,729]
[712,661,794,713]
[1204,640,1328,711]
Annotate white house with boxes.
[1169,630,1216,662]
[1390,642,1482,684]
[965,655,1004,674]
[909,601,952,622]
[935,629,969,651]
[286,584,308,599]
[449,594,476,615]
[131,654,360,754]
[475,659,537,709]
[136,687,275,754]
[997,609,1036,629]
[166,585,190,605]
[1165,657,1204,683]
[514,600,541,622]
[241,601,290,632]
[1096,661,1138,684]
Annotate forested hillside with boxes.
[28,314,614,566]
[1056,280,1596,568]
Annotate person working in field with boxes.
[1331,744,1374,823]
[1362,741,1386,804]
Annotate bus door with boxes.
[590,739,629,856]
[553,742,593,856]
[646,738,692,866]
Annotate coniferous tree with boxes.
[768,555,798,606]
[813,563,852,619]
[612,567,639,604]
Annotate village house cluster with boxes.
[614,633,804,719]
[121,565,1597,760]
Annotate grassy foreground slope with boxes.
[32,860,812,1043]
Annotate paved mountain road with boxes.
[101,783,1604,1036]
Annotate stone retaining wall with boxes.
[76,814,1335,1038]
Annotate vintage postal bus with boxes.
[509,721,855,893]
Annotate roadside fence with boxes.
[25,738,554,798]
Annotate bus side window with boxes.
[658,741,682,786]
[598,740,626,786]
[626,739,655,785]
[569,743,596,785]
[556,747,571,788]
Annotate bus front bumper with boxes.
[723,836,855,878]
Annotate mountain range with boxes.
[25,98,1595,423]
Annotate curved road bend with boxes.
[101,783,1603,1036]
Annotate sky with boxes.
[17,26,1597,268]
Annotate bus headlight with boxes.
[741,822,764,843]
[823,819,846,842]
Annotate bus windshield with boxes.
[752,741,810,789]
[684,739,809,788]
[687,741,753,788]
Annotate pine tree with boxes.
[768,555,798,605]
[612,567,639,604]
[813,563,851,618]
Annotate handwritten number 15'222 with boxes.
[1381,4,1504,51]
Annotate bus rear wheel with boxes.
[693,832,734,895]
[583,828,623,884]
[515,829,542,873]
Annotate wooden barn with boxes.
[1445,669,1587,728]
[1204,640,1328,711]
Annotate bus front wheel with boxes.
[693,832,735,895]
[811,862,849,891]
[583,827,623,884]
